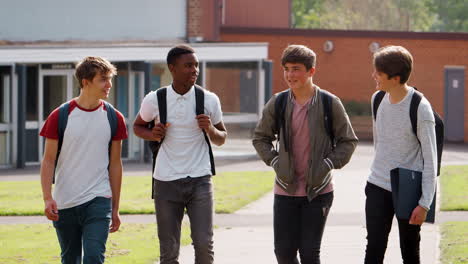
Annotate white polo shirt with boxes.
[139,85,223,181]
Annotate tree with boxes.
[292,0,466,32]
[428,0,468,32]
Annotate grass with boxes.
[440,165,468,211]
[0,223,191,264]
[0,171,274,216]
[439,222,468,264]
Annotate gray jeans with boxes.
[154,175,214,264]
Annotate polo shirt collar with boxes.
[168,84,195,100]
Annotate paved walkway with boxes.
[1,140,467,264]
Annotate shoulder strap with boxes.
[54,102,70,184]
[274,89,290,151]
[410,90,423,137]
[372,91,386,121]
[274,90,289,134]
[150,87,167,199]
[320,89,335,148]
[194,85,205,116]
[103,101,119,171]
[194,85,216,176]
[103,101,118,139]
[157,87,167,124]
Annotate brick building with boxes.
[220,27,468,142]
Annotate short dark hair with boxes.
[373,46,413,84]
[281,45,316,70]
[75,56,116,88]
[167,45,195,66]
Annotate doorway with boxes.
[444,67,465,142]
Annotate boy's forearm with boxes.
[133,124,156,141]
[40,159,55,201]
[207,127,227,146]
[108,162,122,211]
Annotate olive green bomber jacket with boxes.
[252,87,358,201]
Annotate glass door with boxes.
[128,71,145,161]
[26,68,75,164]
[0,72,11,166]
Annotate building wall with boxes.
[223,0,290,28]
[221,28,468,141]
[0,0,186,42]
[187,0,222,42]
[206,68,240,112]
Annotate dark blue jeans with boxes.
[274,192,334,264]
[53,197,112,264]
[364,182,421,264]
[154,175,214,264]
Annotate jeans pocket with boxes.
[365,182,371,196]
[322,206,331,217]
[197,176,213,194]
[88,197,112,219]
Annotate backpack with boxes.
[147,85,215,198]
[372,89,444,176]
[274,89,336,152]
[54,100,118,183]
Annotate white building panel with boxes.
[0,0,186,42]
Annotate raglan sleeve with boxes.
[252,95,279,166]
[417,100,437,210]
[112,110,129,141]
[39,108,60,140]
[324,96,358,169]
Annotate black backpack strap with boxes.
[433,111,444,176]
[151,87,167,199]
[54,102,70,184]
[103,101,118,171]
[320,89,335,148]
[157,88,167,125]
[103,101,118,139]
[195,85,216,176]
[274,89,290,152]
[372,91,386,121]
[409,90,423,137]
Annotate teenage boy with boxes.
[40,56,128,264]
[253,44,358,264]
[133,45,227,264]
[365,45,437,264]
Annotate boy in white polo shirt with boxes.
[40,56,128,264]
[133,45,227,264]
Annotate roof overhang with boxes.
[0,42,269,64]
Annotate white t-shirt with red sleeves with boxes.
[40,99,128,210]
[139,85,223,181]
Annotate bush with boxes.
[342,100,371,116]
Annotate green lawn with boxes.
[0,223,191,264]
[440,165,468,211]
[440,222,468,264]
[0,171,274,216]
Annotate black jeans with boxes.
[274,192,334,264]
[364,182,421,264]
[154,176,214,264]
